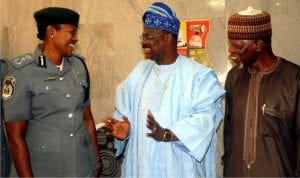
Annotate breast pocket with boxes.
[262,105,288,119]
[31,81,60,110]
[68,76,86,104]
[31,82,64,110]
[261,104,289,140]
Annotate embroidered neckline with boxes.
[248,57,281,75]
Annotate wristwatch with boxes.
[163,129,172,142]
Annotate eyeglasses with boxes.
[238,41,255,54]
[139,33,166,41]
[229,40,255,54]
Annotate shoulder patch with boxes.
[2,75,16,100]
[8,53,34,69]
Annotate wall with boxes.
[1,0,299,177]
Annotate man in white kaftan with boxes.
[101,2,225,178]
[114,55,224,177]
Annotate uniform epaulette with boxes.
[0,57,7,67]
[0,56,6,62]
[71,52,90,103]
[72,52,86,61]
[8,53,34,69]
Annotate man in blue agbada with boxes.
[101,2,224,177]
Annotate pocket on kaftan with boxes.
[262,105,288,119]
[260,104,290,140]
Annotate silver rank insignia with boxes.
[2,76,16,100]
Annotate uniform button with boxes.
[40,145,45,150]
[66,94,71,98]
[59,77,64,81]
[69,133,74,138]
[46,86,50,90]
[68,113,74,118]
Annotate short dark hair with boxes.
[36,24,61,40]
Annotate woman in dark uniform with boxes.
[3,7,102,177]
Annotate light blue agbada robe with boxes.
[113,55,225,178]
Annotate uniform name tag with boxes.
[43,76,56,81]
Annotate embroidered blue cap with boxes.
[142,2,180,36]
